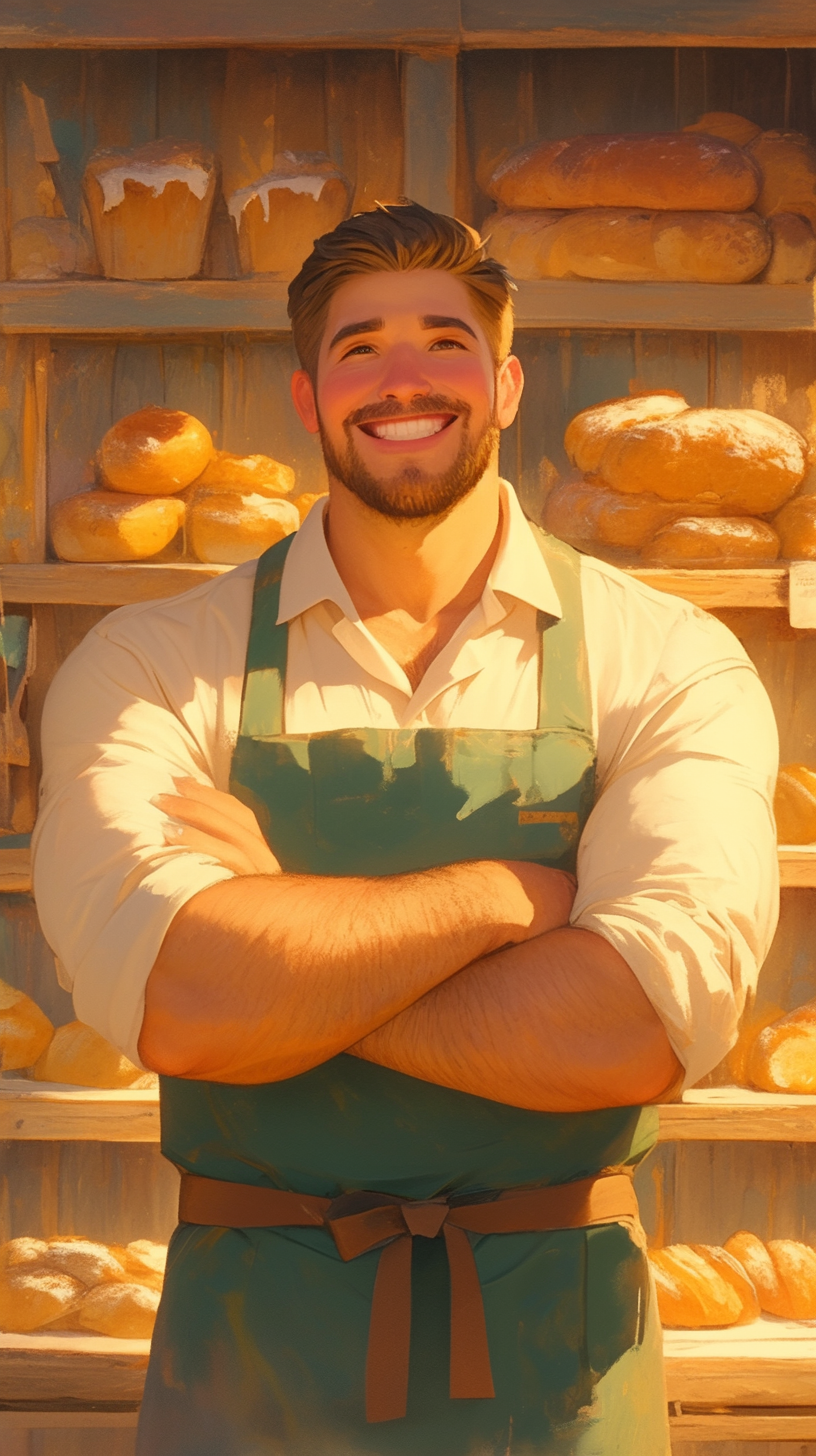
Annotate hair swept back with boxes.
[287,200,515,378]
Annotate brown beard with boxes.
[318,394,499,520]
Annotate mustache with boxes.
[344,395,471,429]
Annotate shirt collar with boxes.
[277,478,562,625]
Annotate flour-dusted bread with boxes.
[0,1238,49,1272]
[747,998,816,1094]
[488,132,761,212]
[760,212,816,284]
[44,1239,127,1287]
[293,491,328,523]
[192,451,295,498]
[596,408,808,513]
[774,763,816,844]
[564,392,688,475]
[641,516,780,567]
[100,407,214,496]
[691,1244,761,1323]
[725,1232,816,1320]
[76,1281,161,1339]
[648,1245,746,1327]
[0,977,54,1072]
[229,151,352,278]
[684,112,763,148]
[774,494,816,558]
[0,1268,85,1332]
[187,490,300,564]
[542,477,722,553]
[84,139,217,279]
[111,1240,167,1293]
[33,1020,146,1089]
[486,208,770,283]
[50,490,185,563]
[749,130,816,231]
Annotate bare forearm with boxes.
[349,926,683,1112]
[139,861,574,1083]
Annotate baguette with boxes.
[648,1245,746,1327]
[641,516,780,567]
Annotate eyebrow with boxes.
[328,313,478,350]
[329,318,383,349]
[422,315,477,339]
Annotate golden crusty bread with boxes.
[84,139,217,280]
[76,1281,161,1339]
[107,1240,167,1293]
[486,208,770,283]
[725,1232,816,1319]
[748,130,816,231]
[229,151,352,279]
[596,408,807,513]
[0,1238,49,1272]
[773,494,816,559]
[0,977,54,1072]
[191,451,295,498]
[33,1020,146,1089]
[100,406,214,496]
[747,998,816,1094]
[641,516,780,568]
[293,491,328,523]
[683,112,763,148]
[187,490,300,565]
[774,763,816,844]
[760,213,816,284]
[543,477,724,553]
[50,490,185,563]
[691,1244,761,1323]
[0,1268,85,1332]
[564,392,688,475]
[488,132,761,212]
[648,1245,746,1327]
[44,1239,126,1287]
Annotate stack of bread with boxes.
[485,112,816,285]
[543,391,810,567]
[650,1232,816,1326]
[83,140,218,280]
[0,975,155,1088]
[0,1234,166,1337]
[50,407,302,565]
[228,150,352,279]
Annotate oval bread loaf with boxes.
[33,1020,146,1089]
[747,997,816,1094]
[564,392,688,475]
[648,1245,747,1327]
[684,112,763,148]
[192,450,295,498]
[773,495,816,559]
[543,478,724,552]
[51,490,185,563]
[641,516,780,567]
[187,490,300,564]
[774,763,816,844]
[760,212,816,284]
[0,977,54,1072]
[488,132,761,212]
[77,1281,161,1339]
[0,1269,85,1332]
[691,1244,761,1322]
[100,406,214,495]
[749,130,816,231]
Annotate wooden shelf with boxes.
[664,1319,816,1407]
[670,1409,816,1443]
[0,1332,149,1404]
[515,280,816,333]
[0,848,34,894]
[659,1088,816,1142]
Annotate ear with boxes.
[495,354,524,430]
[291,369,320,434]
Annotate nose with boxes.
[374,342,434,405]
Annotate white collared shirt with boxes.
[32,482,779,1085]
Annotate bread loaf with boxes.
[10,217,95,280]
[0,1268,85,1332]
[543,477,723,553]
[294,491,328,523]
[50,491,185,563]
[760,212,816,284]
[747,998,816,1094]
[33,1020,146,1089]
[0,1238,48,1272]
[192,451,295,498]
[648,1245,746,1327]
[100,407,214,496]
[773,494,816,558]
[44,1239,126,1287]
[0,1234,167,1334]
[0,977,54,1072]
[749,130,816,231]
[692,1244,761,1322]
[488,132,761,212]
[108,1240,167,1293]
[564,392,688,475]
[725,1232,816,1320]
[84,139,217,280]
[642,516,780,568]
[596,408,807,513]
[684,113,762,148]
[774,763,816,843]
[486,207,770,283]
[229,151,352,278]
[77,1281,160,1339]
[187,491,300,564]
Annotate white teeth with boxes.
[368,416,449,441]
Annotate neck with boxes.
[324,461,503,625]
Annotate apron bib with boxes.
[137,527,669,1456]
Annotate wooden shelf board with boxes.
[658,1088,816,1142]
[670,1410,816,1441]
[0,849,34,894]
[663,1319,816,1406]
[0,1333,149,1404]
[627,566,789,610]
[514,280,816,332]
[0,1410,139,1428]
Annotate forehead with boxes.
[321,269,486,346]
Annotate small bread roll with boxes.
[77,1281,160,1339]
[773,494,816,559]
[0,977,54,1072]
[642,516,780,568]
[229,151,352,278]
[488,132,761,212]
[725,1232,816,1319]
[774,763,816,844]
[107,1240,167,1293]
[0,1269,85,1332]
[684,113,763,148]
[691,1244,761,1323]
[543,478,723,553]
[100,407,214,496]
[192,451,295,498]
[749,130,816,231]
[10,217,96,280]
[760,213,816,284]
[33,1020,145,1089]
[597,408,807,513]
[293,492,328,523]
[564,392,688,475]
[45,1238,126,1287]
[50,490,185,563]
[747,998,816,1094]
[83,139,217,280]
[649,1245,745,1327]
[187,491,300,565]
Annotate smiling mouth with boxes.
[358,414,456,442]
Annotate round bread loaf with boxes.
[83,139,217,280]
[192,450,295,498]
[747,997,816,1094]
[51,490,185,562]
[0,1268,85,1332]
[760,212,816,284]
[684,112,763,147]
[648,1245,746,1327]
[749,130,816,231]
[0,977,54,1072]
[100,407,213,495]
[773,494,816,558]
[33,1020,146,1089]
[488,132,761,212]
[774,763,816,844]
[565,392,688,475]
[229,151,352,279]
[293,491,328,523]
[691,1245,761,1323]
[642,516,780,567]
[187,491,300,564]
[543,477,723,553]
[725,1232,816,1320]
[108,1240,167,1293]
[596,408,807,513]
[77,1281,161,1339]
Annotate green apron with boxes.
[137,526,669,1456]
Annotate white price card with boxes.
[789,560,816,629]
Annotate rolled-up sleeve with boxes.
[573,592,779,1087]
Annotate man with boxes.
[33,202,778,1455]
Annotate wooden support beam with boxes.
[402,52,457,216]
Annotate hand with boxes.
[153,777,281,877]
[490,860,577,945]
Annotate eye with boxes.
[429,337,467,351]
[341,342,377,358]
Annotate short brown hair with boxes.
[288,200,514,378]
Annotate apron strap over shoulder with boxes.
[528,525,593,737]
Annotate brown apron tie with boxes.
[178,1169,639,1424]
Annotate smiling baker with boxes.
[33,202,778,1456]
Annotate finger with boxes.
[171,778,263,834]
[154,794,266,858]
[163,823,258,877]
